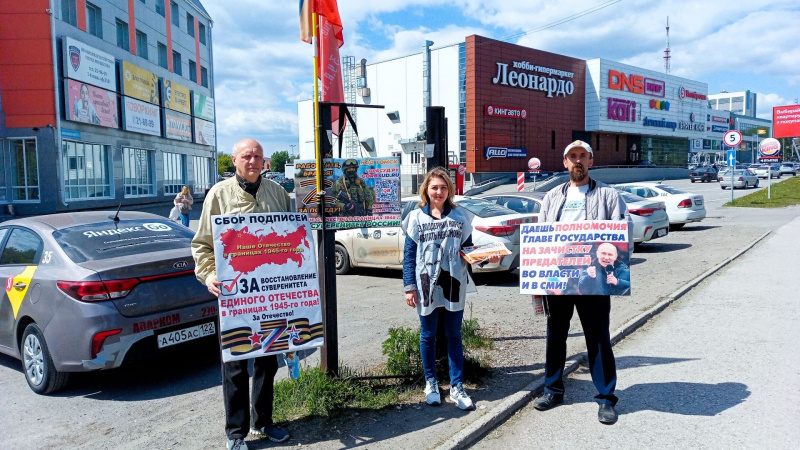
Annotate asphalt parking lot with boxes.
[1,174,798,449]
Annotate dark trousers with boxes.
[543,295,618,405]
[222,355,279,439]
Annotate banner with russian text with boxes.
[212,212,323,362]
[519,220,631,296]
[293,157,401,230]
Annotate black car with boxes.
[689,166,718,183]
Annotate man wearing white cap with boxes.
[532,140,628,424]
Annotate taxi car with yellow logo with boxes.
[0,211,216,394]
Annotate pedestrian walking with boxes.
[174,186,194,227]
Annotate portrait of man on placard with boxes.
[578,242,630,296]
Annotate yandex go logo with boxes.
[608,70,644,94]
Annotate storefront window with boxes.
[11,139,39,201]
[62,140,112,200]
[193,156,211,192]
[163,152,186,195]
[123,147,155,197]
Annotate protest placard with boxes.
[519,220,631,296]
[212,212,323,362]
[293,157,401,229]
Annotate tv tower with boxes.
[664,16,671,73]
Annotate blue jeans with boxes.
[179,212,190,227]
[419,307,464,385]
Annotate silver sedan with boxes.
[719,170,759,189]
[0,212,217,394]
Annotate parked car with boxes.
[689,166,718,183]
[334,196,538,275]
[476,191,545,220]
[779,163,797,176]
[0,212,217,394]
[616,191,669,245]
[752,164,781,179]
[615,182,705,229]
[719,170,759,189]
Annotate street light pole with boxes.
[289,144,297,155]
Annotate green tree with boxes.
[270,150,290,173]
[218,153,234,175]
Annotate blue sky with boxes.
[201,0,800,156]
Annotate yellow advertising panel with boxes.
[121,61,160,105]
[162,79,191,114]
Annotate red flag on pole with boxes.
[300,1,345,136]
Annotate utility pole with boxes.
[289,144,297,156]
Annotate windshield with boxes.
[53,219,195,263]
[655,185,686,195]
[456,198,516,218]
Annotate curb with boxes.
[434,230,772,450]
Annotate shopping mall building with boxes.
[299,35,768,177]
[0,0,216,216]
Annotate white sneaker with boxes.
[450,383,475,410]
[424,378,441,405]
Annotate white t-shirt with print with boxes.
[558,184,588,221]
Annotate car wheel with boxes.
[334,243,351,275]
[721,185,727,190]
[21,323,69,395]
[690,179,695,183]
[755,180,759,188]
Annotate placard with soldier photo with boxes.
[293,157,402,229]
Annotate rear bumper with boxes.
[43,298,217,372]
[670,208,706,224]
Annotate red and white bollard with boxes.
[517,172,525,192]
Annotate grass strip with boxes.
[273,306,493,421]
[725,176,800,208]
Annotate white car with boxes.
[333,196,538,274]
[616,191,670,244]
[615,182,706,229]
[751,164,781,179]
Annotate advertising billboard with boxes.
[192,92,215,121]
[64,79,119,128]
[162,79,191,114]
[63,37,117,92]
[194,117,215,145]
[164,109,192,141]
[120,61,160,105]
[122,97,161,136]
[773,104,800,138]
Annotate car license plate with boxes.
[656,228,667,237]
[695,199,703,205]
[157,322,216,348]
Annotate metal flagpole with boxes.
[312,12,322,196]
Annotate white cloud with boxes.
[756,92,797,119]
[199,0,800,154]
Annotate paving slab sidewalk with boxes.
[470,216,800,449]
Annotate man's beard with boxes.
[569,164,587,182]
